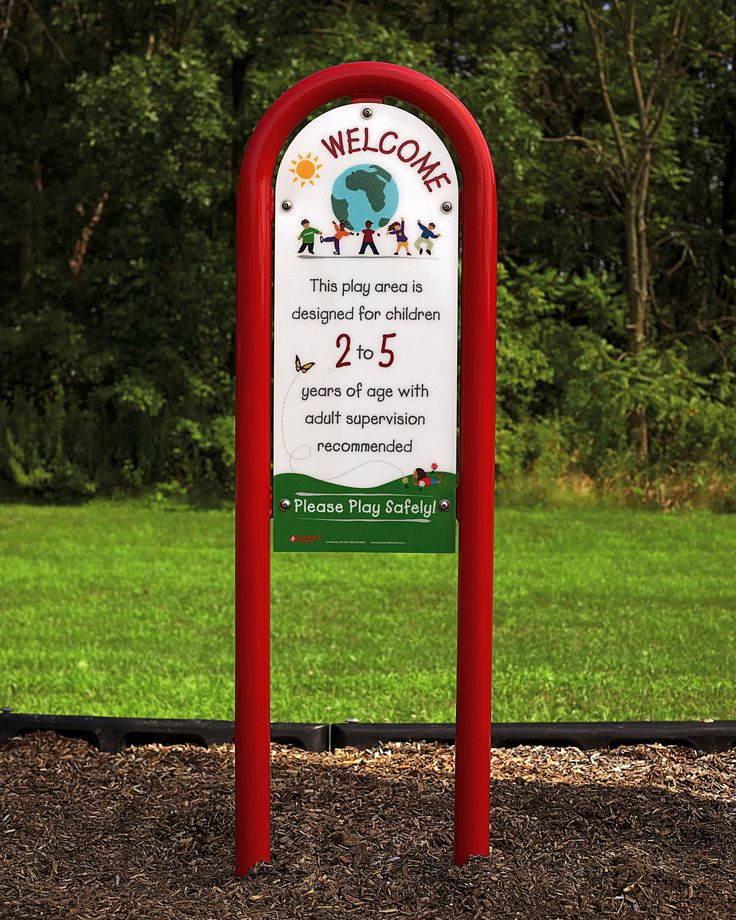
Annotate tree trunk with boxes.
[580,0,692,465]
[723,120,736,283]
[623,188,649,461]
[20,197,33,290]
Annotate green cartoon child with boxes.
[297,219,322,254]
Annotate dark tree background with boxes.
[1,0,734,504]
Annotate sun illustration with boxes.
[289,152,322,186]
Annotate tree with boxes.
[576,0,693,459]
[0,0,733,500]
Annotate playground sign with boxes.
[236,62,497,877]
[273,103,458,553]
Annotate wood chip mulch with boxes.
[1,733,735,918]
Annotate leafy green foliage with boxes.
[0,0,734,502]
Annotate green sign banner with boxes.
[273,471,456,553]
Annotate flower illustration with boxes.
[402,476,409,489]
[431,462,438,471]
[418,480,426,489]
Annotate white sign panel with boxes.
[273,102,458,552]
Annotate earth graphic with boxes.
[331,163,399,232]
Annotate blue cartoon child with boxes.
[413,220,441,255]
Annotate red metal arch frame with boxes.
[236,62,497,875]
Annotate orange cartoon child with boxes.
[320,220,353,255]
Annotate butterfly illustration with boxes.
[295,355,315,374]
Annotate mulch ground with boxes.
[1,734,735,918]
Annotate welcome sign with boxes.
[237,62,497,874]
[272,102,459,553]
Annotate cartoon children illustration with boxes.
[297,219,322,254]
[387,217,411,255]
[358,220,380,255]
[320,220,353,255]
[414,220,441,255]
[412,463,442,488]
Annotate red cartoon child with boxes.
[358,220,380,255]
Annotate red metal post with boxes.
[236,62,497,874]
[455,162,497,866]
[235,107,274,876]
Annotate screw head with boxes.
[281,200,293,212]
[361,106,373,119]
[438,499,451,512]
[278,499,291,511]
[441,201,453,214]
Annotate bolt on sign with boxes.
[236,62,496,876]
[273,104,458,553]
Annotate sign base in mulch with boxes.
[1,733,734,919]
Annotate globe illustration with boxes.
[331,163,399,232]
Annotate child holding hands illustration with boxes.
[387,218,411,255]
[358,220,380,255]
[297,219,322,254]
[414,220,441,254]
[320,220,353,255]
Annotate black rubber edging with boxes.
[3,713,735,754]
[330,720,736,753]
[0,713,328,753]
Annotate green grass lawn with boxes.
[1,501,734,723]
